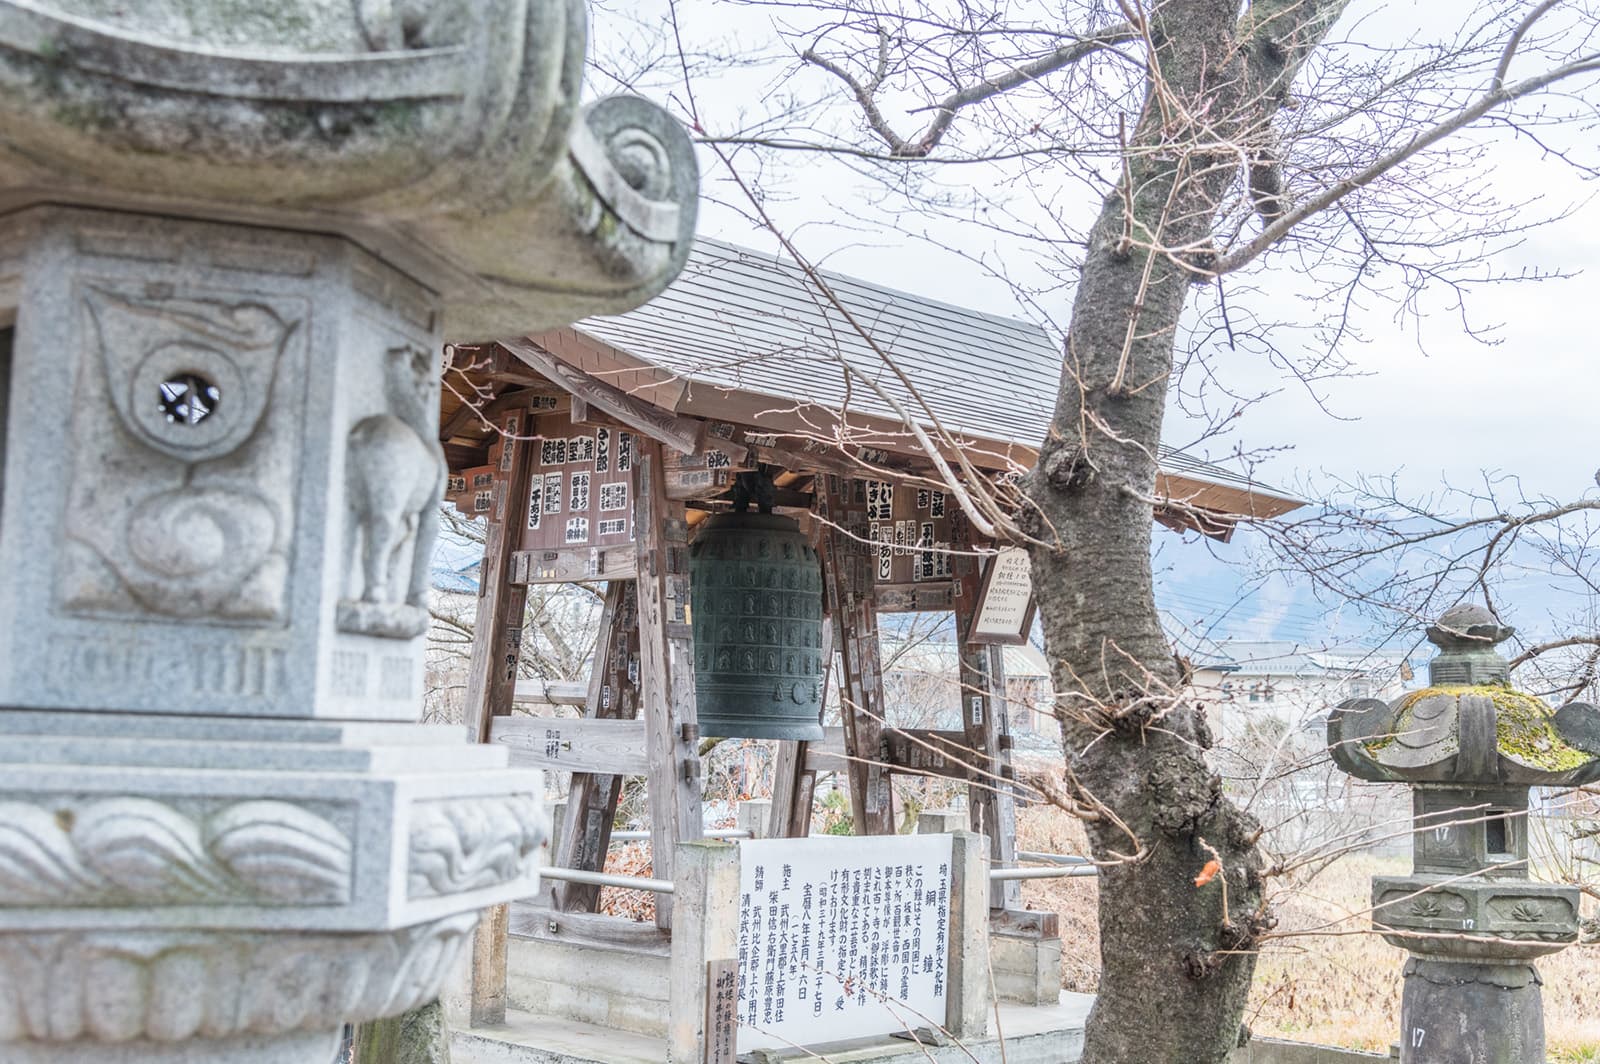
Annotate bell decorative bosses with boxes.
[690,511,825,740]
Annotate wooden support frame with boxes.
[633,442,705,927]
[500,336,705,456]
[817,505,895,836]
[462,405,538,1026]
[551,581,640,912]
[465,407,537,744]
[956,557,1021,909]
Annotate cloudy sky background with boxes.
[587,0,1600,658]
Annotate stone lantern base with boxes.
[0,710,544,1062]
[1376,876,1576,1064]
[1397,958,1545,1064]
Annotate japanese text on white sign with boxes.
[735,834,953,1052]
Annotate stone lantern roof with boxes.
[1328,604,1600,786]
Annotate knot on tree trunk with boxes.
[1038,441,1092,494]
[1147,754,1221,837]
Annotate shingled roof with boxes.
[527,238,1300,519]
[579,238,1055,452]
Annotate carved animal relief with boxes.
[337,344,446,639]
[60,285,303,623]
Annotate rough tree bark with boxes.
[1021,2,1346,1061]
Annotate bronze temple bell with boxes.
[689,472,825,740]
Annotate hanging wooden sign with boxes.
[967,548,1036,645]
[488,716,650,775]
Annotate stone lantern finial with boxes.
[1326,605,1600,1063]
[1424,602,1515,685]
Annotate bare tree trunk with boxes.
[1023,2,1343,1060]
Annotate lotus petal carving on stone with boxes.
[0,913,477,1044]
[205,801,352,903]
[0,798,352,907]
[1410,896,1444,919]
[1508,900,1545,924]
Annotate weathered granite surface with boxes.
[1327,605,1600,1063]
[0,2,700,1059]
[0,1,699,339]
[0,209,448,719]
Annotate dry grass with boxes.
[1014,806,1600,1063]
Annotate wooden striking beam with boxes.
[500,336,705,456]
[633,442,705,927]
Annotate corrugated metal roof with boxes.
[578,238,1290,500]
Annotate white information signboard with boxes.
[969,547,1035,644]
[735,833,953,1052]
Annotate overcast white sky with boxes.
[594,0,1600,644]
[612,0,1599,499]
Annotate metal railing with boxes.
[1016,850,1093,866]
[990,850,1099,880]
[990,865,1098,881]
[536,844,1094,892]
[607,829,751,843]
[538,866,676,895]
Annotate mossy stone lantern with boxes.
[1328,604,1600,1063]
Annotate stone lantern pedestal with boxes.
[1328,605,1600,1064]
[0,4,698,1061]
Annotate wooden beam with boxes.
[990,908,1060,937]
[799,725,848,772]
[511,677,589,707]
[463,407,537,744]
[499,337,705,456]
[461,407,537,1028]
[440,389,525,443]
[873,581,957,613]
[470,903,510,1026]
[509,546,637,585]
[490,716,649,775]
[955,561,1020,909]
[508,904,672,954]
[552,581,640,912]
[882,729,985,781]
[818,483,894,835]
[633,443,705,927]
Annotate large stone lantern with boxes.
[0,3,698,1062]
[1328,604,1600,1064]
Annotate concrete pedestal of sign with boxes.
[450,995,1095,1064]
